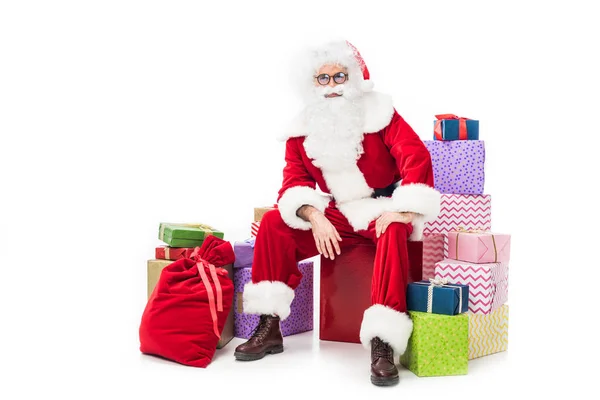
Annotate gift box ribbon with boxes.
[190,247,227,338]
[455,227,498,263]
[434,114,470,140]
[162,247,193,260]
[413,278,463,313]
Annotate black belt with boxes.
[371,182,399,198]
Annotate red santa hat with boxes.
[294,40,375,94]
[345,41,374,92]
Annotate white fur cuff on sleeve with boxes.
[392,183,441,222]
[277,186,330,230]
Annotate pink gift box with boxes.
[448,231,511,264]
[435,259,508,315]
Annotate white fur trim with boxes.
[361,91,394,133]
[360,305,413,356]
[317,156,391,231]
[320,165,372,204]
[280,91,394,140]
[338,197,424,240]
[242,281,295,320]
[302,40,364,78]
[282,111,308,140]
[337,197,396,231]
[278,186,331,230]
[392,183,441,222]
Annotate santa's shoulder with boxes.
[362,91,394,134]
[278,91,395,142]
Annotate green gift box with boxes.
[400,311,468,377]
[158,223,224,247]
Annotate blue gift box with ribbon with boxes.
[406,278,470,315]
[433,114,479,141]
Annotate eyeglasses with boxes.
[314,72,348,86]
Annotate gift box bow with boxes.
[454,226,500,263]
[434,114,472,140]
[413,278,465,314]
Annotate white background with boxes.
[1,1,598,398]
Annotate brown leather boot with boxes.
[234,315,284,361]
[370,337,399,386]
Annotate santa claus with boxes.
[234,40,440,386]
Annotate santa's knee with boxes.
[258,209,294,236]
[261,209,285,227]
[382,222,410,240]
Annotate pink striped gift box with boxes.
[250,221,260,237]
[422,233,446,280]
[424,194,492,256]
[434,259,508,315]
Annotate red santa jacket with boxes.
[277,92,440,240]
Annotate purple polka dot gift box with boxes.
[424,140,486,195]
[233,261,314,338]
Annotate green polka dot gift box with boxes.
[400,311,468,377]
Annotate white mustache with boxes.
[316,84,346,97]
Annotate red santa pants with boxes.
[242,205,415,355]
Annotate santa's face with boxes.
[313,64,348,97]
[306,63,363,105]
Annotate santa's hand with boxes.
[309,212,342,260]
[376,212,415,238]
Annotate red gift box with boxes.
[155,246,195,261]
[319,241,423,344]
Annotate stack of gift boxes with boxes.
[400,115,511,377]
[420,115,488,279]
[232,206,314,339]
[148,223,226,298]
[146,222,235,349]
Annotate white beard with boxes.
[302,83,375,205]
[303,84,366,172]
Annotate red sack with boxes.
[139,235,235,367]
